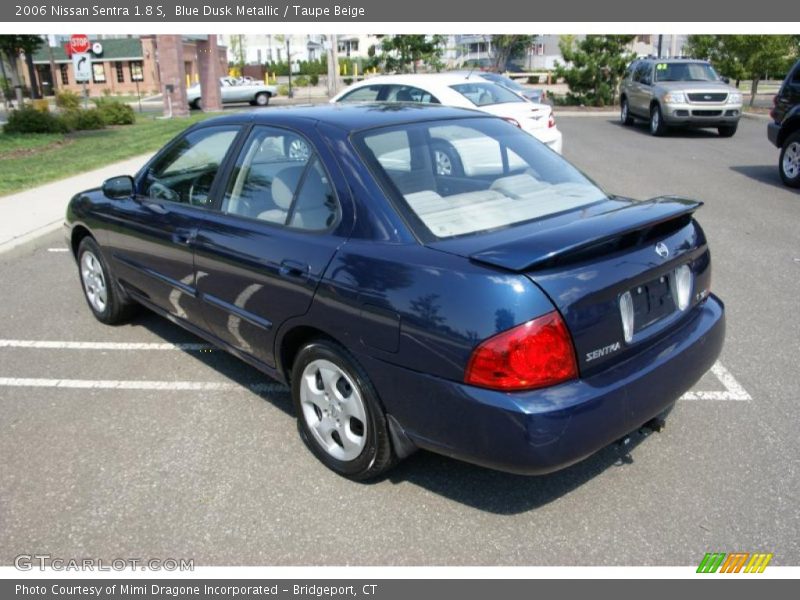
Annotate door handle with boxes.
[143,201,169,215]
[279,259,309,278]
[173,228,197,246]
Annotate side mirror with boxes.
[721,76,731,84]
[102,175,134,200]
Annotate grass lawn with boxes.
[0,112,215,197]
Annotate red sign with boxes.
[69,34,90,55]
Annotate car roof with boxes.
[189,102,488,132]
[638,58,711,64]
[343,73,489,88]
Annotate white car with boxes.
[187,77,277,109]
[330,74,563,155]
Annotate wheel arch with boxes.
[778,114,800,148]
[70,224,94,259]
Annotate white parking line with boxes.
[47,248,69,253]
[0,377,286,393]
[0,339,751,401]
[679,362,752,401]
[0,339,213,351]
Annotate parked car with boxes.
[187,76,277,109]
[330,74,562,154]
[619,58,743,137]
[460,71,547,104]
[66,104,724,480]
[767,58,800,188]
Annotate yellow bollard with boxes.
[354,63,358,79]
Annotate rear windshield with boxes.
[354,117,607,240]
[654,62,720,82]
[450,82,524,106]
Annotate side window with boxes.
[792,64,800,84]
[222,126,339,231]
[339,85,382,102]
[144,126,239,206]
[638,62,653,85]
[626,61,638,81]
[386,85,440,104]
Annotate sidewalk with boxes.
[0,152,152,254]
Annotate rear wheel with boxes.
[431,141,463,176]
[190,98,202,110]
[77,237,136,324]
[718,123,738,137]
[779,131,800,188]
[255,92,270,107]
[291,340,396,480]
[620,98,634,125]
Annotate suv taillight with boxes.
[465,311,578,391]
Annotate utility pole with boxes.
[327,33,339,97]
[286,38,292,98]
[657,34,663,58]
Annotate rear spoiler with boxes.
[469,196,702,272]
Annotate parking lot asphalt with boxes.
[0,115,797,566]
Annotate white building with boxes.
[221,34,382,67]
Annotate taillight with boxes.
[503,117,521,128]
[548,113,556,128]
[465,311,578,391]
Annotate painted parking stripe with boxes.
[679,363,752,401]
[0,339,213,351]
[47,248,69,253]
[0,377,287,393]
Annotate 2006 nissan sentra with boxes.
[65,104,724,480]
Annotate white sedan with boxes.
[187,77,277,109]
[330,73,562,155]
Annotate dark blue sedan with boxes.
[65,104,725,480]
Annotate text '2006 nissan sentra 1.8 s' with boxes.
[65,104,724,480]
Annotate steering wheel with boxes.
[188,172,216,207]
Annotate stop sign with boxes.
[69,34,91,55]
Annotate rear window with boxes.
[450,82,525,107]
[654,62,720,82]
[354,117,607,240]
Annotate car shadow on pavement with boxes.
[129,309,664,512]
[615,119,724,139]
[729,165,788,190]
[386,428,659,514]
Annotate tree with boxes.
[229,34,246,75]
[489,35,536,72]
[379,35,446,73]
[0,35,45,102]
[686,35,798,106]
[554,35,636,107]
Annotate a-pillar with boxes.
[197,36,223,112]
[155,35,189,118]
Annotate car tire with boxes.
[255,92,270,107]
[431,141,463,177]
[649,104,667,136]
[285,136,311,162]
[77,237,136,325]
[718,124,738,137]
[291,339,396,481]
[620,98,634,125]
[779,131,800,188]
[190,98,202,110]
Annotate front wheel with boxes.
[255,92,270,107]
[190,98,202,110]
[77,237,136,324]
[718,124,738,137]
[291,340,396,480]
[779,131,800,188]
[650,104,667,136]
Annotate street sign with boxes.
[72,53,91,83]
[69,34,90,55]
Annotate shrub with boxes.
[31,99,50,113]
[56,90,82,111]
[294,75,309,87]
[527,75,540,84]
[63,108,106,131]
[93,97,135,125]
[3,106,68,134]
[277,84,290,96]
[343,78,353,86]
[309,74,319,86]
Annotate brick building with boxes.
[27,35,227,97]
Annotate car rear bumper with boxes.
[662,103,741,127]
[767,121,781,147]
[359,295,724,475]
[527,126,563,154]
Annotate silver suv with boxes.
[619,58,743,137]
